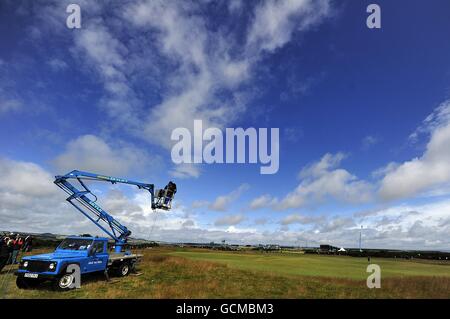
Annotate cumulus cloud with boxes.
[278,153,374,209]
[191,200,209,209]
[409,100,450,142]
[379,100,450,200]
[0,158,96,235]
[352,200,450,249]
[0,158,56,197]
[1,156,449,249]
[209,184,250,211]
[0,157,193,240]
[249,194,278,210]
[280,214,324,225]
[319,216,355,233]
[53,134,158,176]
[102,189,143,217]
[214,214,246,226]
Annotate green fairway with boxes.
[169,250,450,279]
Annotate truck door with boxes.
[89,241,108,272]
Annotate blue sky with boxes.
[1,0,450,249]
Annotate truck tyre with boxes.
[16,276,28,289]
[53,273,76,291]
[16,276,41,289]
[117,262,130,277]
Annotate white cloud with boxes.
[0,158,95,235]
[102,189,143,217]
[409,100,450,142]
[170,163,201,179]
[319,216,355,233]
[53,134,158,176]
[246,0,331,54]
[0,158,56,197]
[215,214,246,226]
[29,0,333,157]
[191,200,209,209]
[123,0,251,149]
[279,153,374,209]
[280,214,324,225]
[352,200,450,249]
[1,157,449,249]
[209,184,250,211]
[71,19,142,130]
[379,100,450,200]
[249,194,278,210]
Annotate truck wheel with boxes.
[16,276,28,289]
[16,277,41,289]
[53,273,75,291]
[117,263,130,277]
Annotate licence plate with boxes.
[24,273,39,278]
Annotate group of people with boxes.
[0,233,33,272]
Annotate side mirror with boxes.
[88,248,95,257]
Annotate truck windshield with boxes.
[58,238,93,251]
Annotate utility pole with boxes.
[359,225,363,252]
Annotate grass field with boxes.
[169,249,450,279]
[0,247,449,299]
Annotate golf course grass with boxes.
[0,247,449,298]
[169,249,450,279]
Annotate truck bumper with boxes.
[15,271,57,280]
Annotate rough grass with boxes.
[0,248,449,299]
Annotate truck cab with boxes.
[15,236,140,290]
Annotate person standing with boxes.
[11,234,22,264]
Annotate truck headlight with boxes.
[23,261,28,268]
[49,262,56,270]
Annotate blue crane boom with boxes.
[54,170,177,253]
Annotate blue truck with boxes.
[15,170,176,290]
[16,236,142,290]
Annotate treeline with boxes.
[305,249,450,260]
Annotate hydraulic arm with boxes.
[54,170,177,252]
